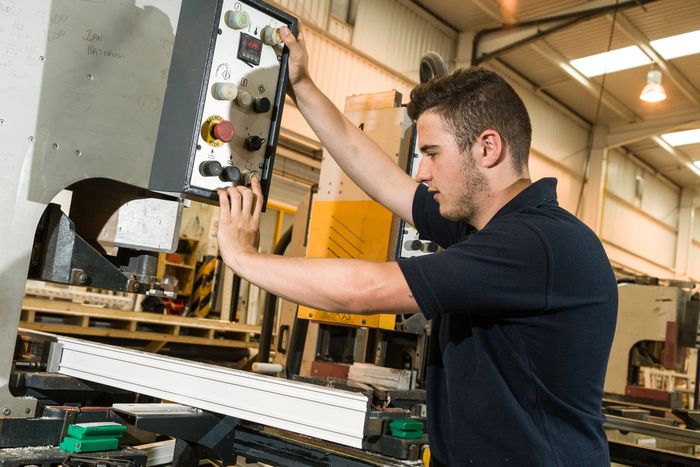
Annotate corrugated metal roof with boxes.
[416,0,700,187]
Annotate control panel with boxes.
[151,0,297,207]
[396,130,439,259]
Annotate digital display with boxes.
[237,33,262,66]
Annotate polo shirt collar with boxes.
[490,177,559,221]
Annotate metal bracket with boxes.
[110,403,239,466]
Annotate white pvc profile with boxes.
[49,335,369,448]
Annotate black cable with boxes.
[575,0,621,217]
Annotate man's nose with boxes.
[415,156,431,183]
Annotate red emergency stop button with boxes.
[212,120,235,142]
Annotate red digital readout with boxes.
[246,38,260,51]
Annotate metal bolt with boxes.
[0,119,4,125]
[258,162,264,169]
[52,142,59,150]
[87,73,94,80]
[74,149,82,157]
[75,271,88,284]
[39,56,45,62]
[25,407,31,414]
[28,136,35,142]
[2,408,10,415]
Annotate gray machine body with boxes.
[0,0,295,418]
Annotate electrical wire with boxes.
[574,0,621,218]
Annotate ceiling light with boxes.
[640,68,667,103]
[661,128,700,146]
[570,46,651,77]
[650,30,700,60]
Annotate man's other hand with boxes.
[280,24,311,100]
[216,177,263,270]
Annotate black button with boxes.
[220,166,242,183]
[253,97,271,113]
[199,160,222,177]
[426,242,438,253]
[245,135,266,151]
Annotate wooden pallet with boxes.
[25,280,135,310]
[20,297,260,352]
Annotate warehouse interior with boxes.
[1,0,699,465]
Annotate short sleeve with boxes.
[397,217,550,320]
[412,184,473,248]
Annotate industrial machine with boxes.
[603,281,700,466]
[0,1,435,464]
[606,282,700,407]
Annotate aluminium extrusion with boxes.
[46,334,369,448]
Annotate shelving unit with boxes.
[157,237,199,298]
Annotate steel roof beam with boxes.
[607,112,700,147]
[471,0,656,66]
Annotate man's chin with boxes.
[438,206,459,221]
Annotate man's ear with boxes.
[476,129,504,168]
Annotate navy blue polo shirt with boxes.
[397,178,617,466]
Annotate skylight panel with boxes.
[651,30,700,60]
[568,29,700,78]
[569,46,651,77]
[661,129,700,146]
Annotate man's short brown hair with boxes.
[407,68,532,174]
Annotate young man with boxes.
[216,25,617,466]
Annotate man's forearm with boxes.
[227,250,419,315]
[292,80,417,223]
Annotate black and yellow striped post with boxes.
[190,255,217,318]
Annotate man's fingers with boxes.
[280,25,298,51]
[237,185,255,217]
[217,190,231,221]
[250,177,263,223]
[226,186,242,213]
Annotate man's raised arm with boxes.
[280,26,418,225]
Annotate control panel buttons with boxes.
[260,26,282,46]
[253,97,271,113]
[220,165,242,184]
[406,240,423,251]
[201,115,234,147]
[245,135,266,151]
[212,120,235,142]
[425,242,438,253]
[225,10,250,30]
[212,82,238,101]
[242,170,259,185]
[199,160,223,177]
[236,90,253,107]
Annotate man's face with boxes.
[415,111,489,223]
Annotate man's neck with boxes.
[470,177,532,230]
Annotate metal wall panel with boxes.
[528,151,582,215]
[606,150,680,229]
[640,175,680,229]
[352,0,457,82]
[690,208,700,282]
[690,242,700,282]
[606,150,642,206]
[272,0,330,28]
[307,26,416,105]
[601,195,677,271]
